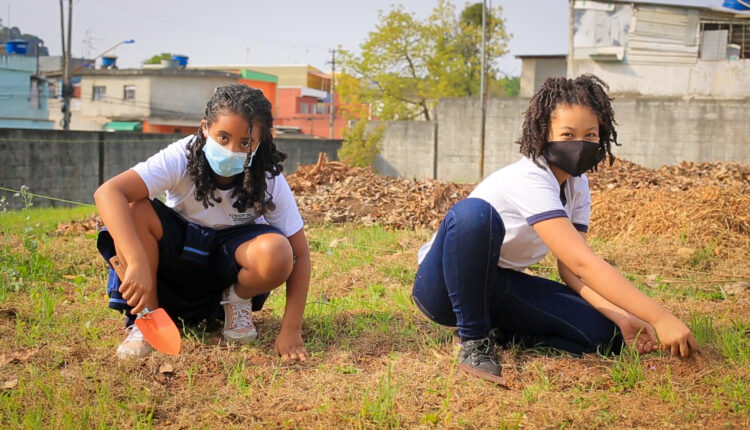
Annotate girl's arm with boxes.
[93,170,154,314]
[557,238,658,353]
[274,227,311,362]
[534,217,697,357]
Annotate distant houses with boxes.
[0,33,349,139]
[44,60,241,134]
[195,64,349,139]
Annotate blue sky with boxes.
[4,0,571,75]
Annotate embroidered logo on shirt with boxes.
[229,213,257,223]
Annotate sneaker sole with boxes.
[458,363,508,386]
[116,348,152,360]
[222,332,258,344]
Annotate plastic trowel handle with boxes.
[109,255,182,356]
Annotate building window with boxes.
[700,22,750,60]
[313,103,329,114]
[93,85,106,101]
[123,85,136,101]
[299,102,309,114]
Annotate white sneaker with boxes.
[116,324,153,359]
[220,286,258,344]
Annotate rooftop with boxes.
[515,53,567,59]
[45,68,242,79]
[605,0,750,15]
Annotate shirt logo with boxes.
[229,213,257,223]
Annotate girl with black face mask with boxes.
[412,74,697,385]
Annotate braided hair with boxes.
[517,74,619,168]
[186,84,286,214]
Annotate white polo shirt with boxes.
[132,135,304,237]
[417,156,591,271]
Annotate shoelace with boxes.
[125,324,145,341]
[221,299,253,329]
[468,338,497,366]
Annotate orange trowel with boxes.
[110,256,182,355]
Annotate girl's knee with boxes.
[447,198,504,237]
[238,234,293,283]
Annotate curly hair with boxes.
[185,84,287,215]
[516,74,619,169]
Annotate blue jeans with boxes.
[412,198,622,355]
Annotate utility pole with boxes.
[327,49,336,139]
[478,0,487,180]
[61,0,73,131]
[567,0,575,78]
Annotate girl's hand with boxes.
[652,314,699,358]
[274,327,308,362]
[118,261,153,315]
[617,314,658,354]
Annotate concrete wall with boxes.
[435,97,526,183]
[275,137,341,172]
[375,96,750,183]
[372,121,437,179]
[612,98,750,166]
[0,129,341,209]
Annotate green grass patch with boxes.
[1,209,749,428]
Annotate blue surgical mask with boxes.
[202,134,259,177]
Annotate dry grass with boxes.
[1,208,749,429]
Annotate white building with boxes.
[46,67,240,132]
[518,0,750,98]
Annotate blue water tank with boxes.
[101,56,117,67]
[5,39,28,54]
[172,54,188,67]
[723,0,750,10]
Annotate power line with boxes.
[327,48,336,139]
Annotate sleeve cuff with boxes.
[526,209,568,226]
[573,223,589,233]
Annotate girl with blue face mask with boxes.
[94,84,311,363]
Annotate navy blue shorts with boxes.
[97,198,283,326]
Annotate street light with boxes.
[96,39,135,59]
[91,39,135,68]
[74,39,135,70]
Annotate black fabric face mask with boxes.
[542,140,605,177]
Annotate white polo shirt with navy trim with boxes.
[417,156,591,271]
[132,135,304,237]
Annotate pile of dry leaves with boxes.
[56,154,749,248]
[289,153,472,230]
[288,154,750,246]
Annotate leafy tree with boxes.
[338,0,510,121]
[338,120,385,168]
[142,52,174,65]
[492,76,520,98]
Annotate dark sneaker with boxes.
[458,336,507,385]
